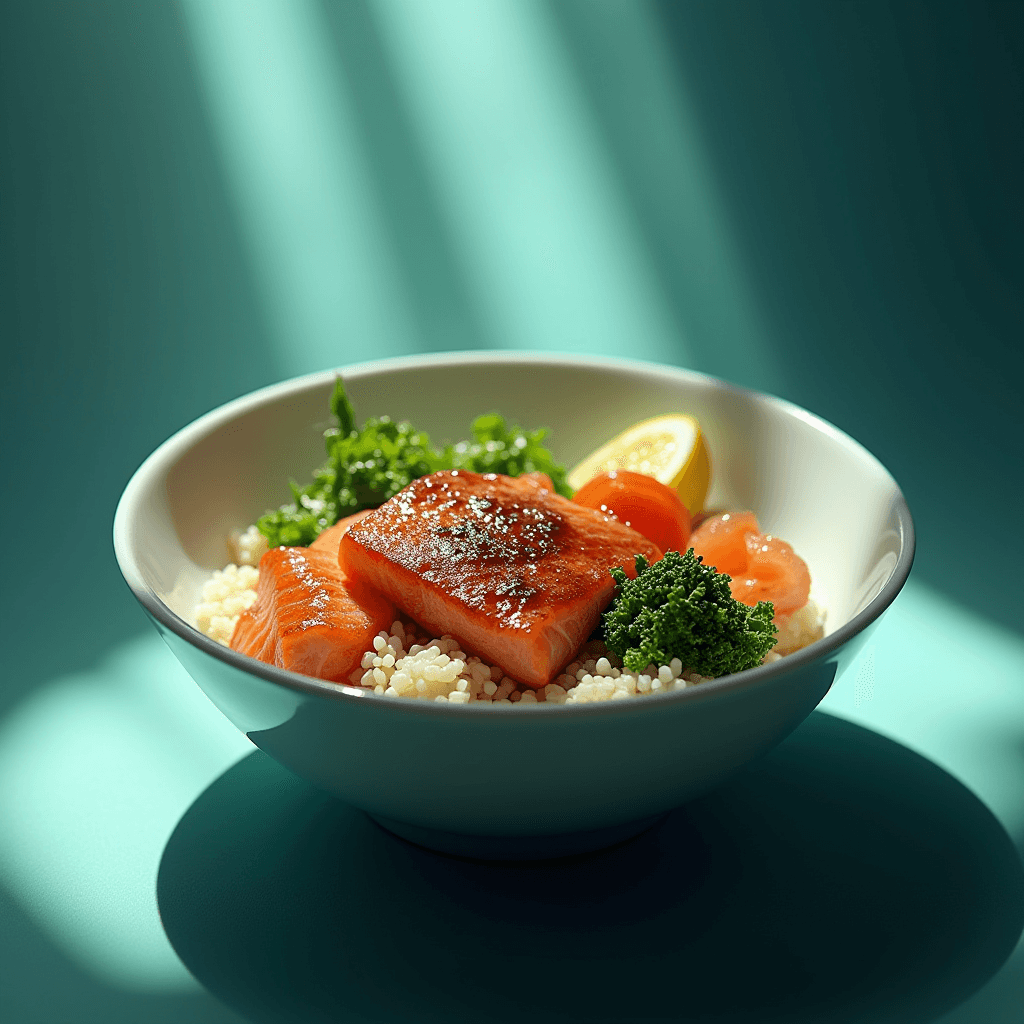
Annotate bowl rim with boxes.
[113,350,915,718]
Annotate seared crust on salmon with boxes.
[231,547,395,682]
[339,470,661,688]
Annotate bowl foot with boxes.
[366,812,668,860]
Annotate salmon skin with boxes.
[231,546,395,683]
[339,470,661,689]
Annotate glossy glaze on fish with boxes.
[231,547,395,682]
[339,470,661,688]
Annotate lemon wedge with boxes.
[568,414,712,515]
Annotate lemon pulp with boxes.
[568,414,712,515]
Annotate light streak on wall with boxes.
[182,0,418,374]
[371,0,689,363]
[551,1,780,392]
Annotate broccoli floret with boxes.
[603,550,777,677]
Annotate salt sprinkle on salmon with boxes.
[339,470,661,689]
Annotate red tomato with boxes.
[572,470,692,553]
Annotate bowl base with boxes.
[366,811,668,861]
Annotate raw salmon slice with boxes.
[339,470,661,689]
[231,546,395,682]
[690,511,810,616]
[687,510,759,577]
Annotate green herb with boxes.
[603,550,777,677]
[450,414,572,497]
[256,378,570,547]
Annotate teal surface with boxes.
[1,2,1021,1022]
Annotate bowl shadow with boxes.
[157,712,1024,1024]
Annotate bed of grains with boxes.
[192,526,268,644]
[193,521,826,704]
[772,599,826,656]
[194,564,260,645]
[348,620,714,705]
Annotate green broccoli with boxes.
[603,550,778,677]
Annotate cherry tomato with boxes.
[572,470,692,553]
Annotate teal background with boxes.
[1,2,1021,1022]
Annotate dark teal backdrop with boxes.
[1,3,1021,1023]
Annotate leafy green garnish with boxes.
[450,414,572,497]
[603,550,778,677]
[256,378,570,547]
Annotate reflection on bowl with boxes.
[114,353,914,857]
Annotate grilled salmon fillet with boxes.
[339,470,661,688]
[231,546,395,682]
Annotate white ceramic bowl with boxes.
[114,353,914,858]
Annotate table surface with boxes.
[0,577,1021,1024]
